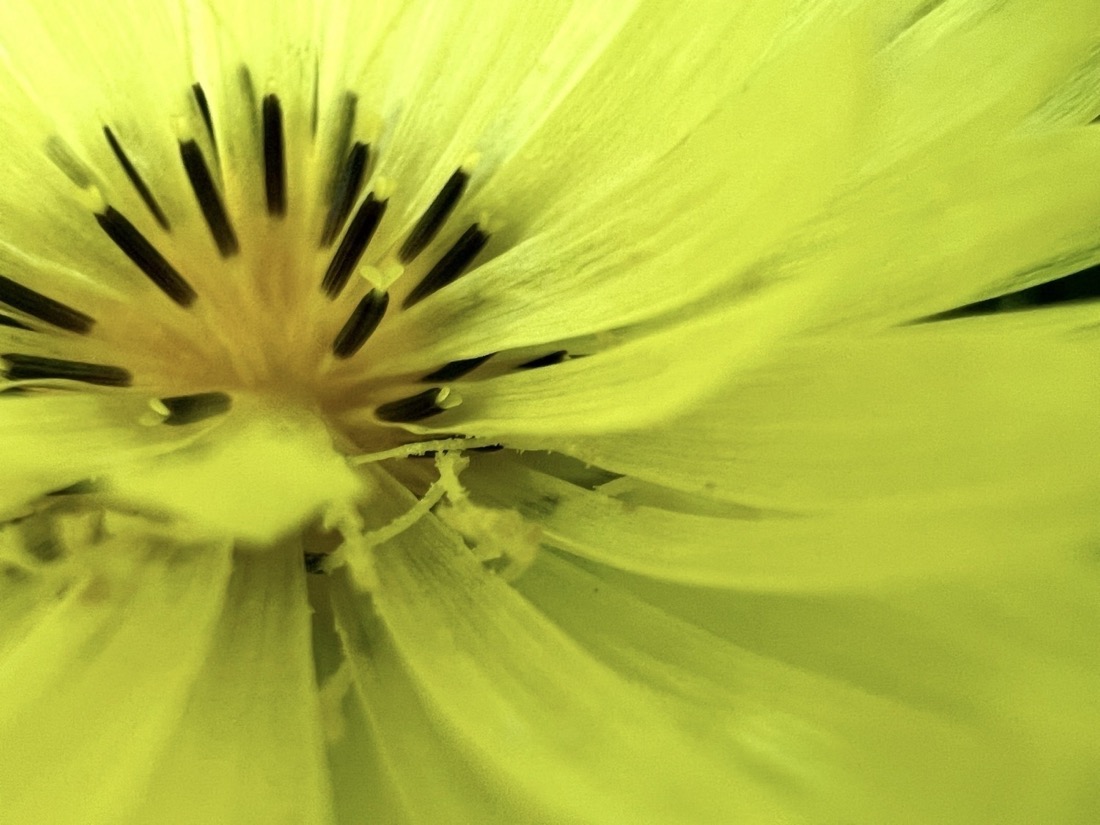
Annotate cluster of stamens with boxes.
[0,69,571,426]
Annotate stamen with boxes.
[375,387,455,422]
[157,391,232,426]
[328,92,358,185]
[421,353,493,382]
[517,350,568,370]
[0,315,32,331]
[191,83,217,154]
[321,193,386,298]
[0,274,94,334]
[238,66,261,143]
[46,479,98,496]
[310,56,321,138]
[304,552,327,574]
[332,289,389,359]
[399,169,469,263]
[320,142,369,247]
[103,126,171,231]
[179,140,239,257]
[402,224,488,309]
[95,207,197,306]
[262,95,287,217]
[2,354,131,386]
[44,136,93,190]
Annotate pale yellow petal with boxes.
[0,393,194,519]
[330,574,541,824]
[527,315,1100,509]
[352,470,790,824]
[130,545,335,824]
[406,282,820,438]
[516,551,1100,823]
[463,453,1098,590]
[0,534,232,824]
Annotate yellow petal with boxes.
[413,281,820,438]
[347,470,790,824]
[464,453,1099,590]
[517,550,1100,823]
[0,533,232,824]
[130,544,335,824]
[528,314,1100,509]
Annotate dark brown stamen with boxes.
[191,82,217,155]
[2,354,131,386]
[262,95,287,217]
[47,479,99,496]
[95,207,197,306]
[403,224,488,309]
[327,92,358,189]
[0,274,94,334]
[399,169,469,263]
[0,315,32,331]
[103,126,171,231]
[422,353,493,382]
[375,388,450,422]
[159,391,232,426]
[517,350,567,370]
[179,140,239,257]
[320,142,369,248]
[321,193,386,298]
[238,66,260,143]
[333,289,389,359]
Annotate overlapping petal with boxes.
[0,532,232,824]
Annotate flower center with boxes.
[3,73,543,452]
[0,70,567,569]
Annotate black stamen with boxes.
[469,444,504,453]
[328,93,358,183]
[95,207,196,306]
[238,66,260,143]
[179,140,239,257]
[262,95,287,217]
[333,289,389,359]
[403,224,489,309]
[517,350,568,370]
[422,353,493,382]
[159,391,232,426]
[304,552,327,574]
[44,136,92,189]
[399,169,469,263]
[375,388,449,423]
[47,479,98,496]
[320,142,369,248]
[310,56,321,138]
[0,315,32,331]
[0,274,94,334]
[2,354,131,387]
[321,193,386,298]
[191,83,217,153]
[103,127,171,231]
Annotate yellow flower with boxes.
[0,0,1099,822]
